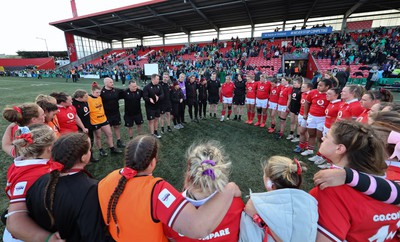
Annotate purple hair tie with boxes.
[201,160,216,166]
[202,169,216,180]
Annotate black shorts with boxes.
[146,108,161,120]
[160,104,172,114]
[107,113,121,126]
[289,106,300,115]
[208,96,219,105]
[92,120,110,131]
[233,95,245,105]
[124,114,144,127]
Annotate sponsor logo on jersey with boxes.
[317,100,325,106]
[83,107,88,113]
[67,112,75,119]
[13,181,27,196]
[158,188,176,208]
[373,211,400,222]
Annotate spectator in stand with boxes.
[72,89,99,163]
[121,81,144,139]
[337,85,365,121]
[253,74,271,127]
[164,140,244,241]
[245,72,257,124]
[50,92,88,135]
[309,120,398,241]
[101,77,125,148]
[267,78,281,133]
[232,74,246,121]
[366,65,379,90]
[293,81,313,153]
[286,77,302,141]
[318,72,338,88]
[276,77,293,139]
[207,72,221,119]
[186,75,200,123]
[301,79,331,162]
[143,74,164,139]
[220,76,235,122]
[97,135,241,242]
[88,82,122,157]
[335,67,349,89]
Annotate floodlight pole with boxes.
[36,37,50,57]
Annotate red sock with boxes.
[257,114,262,121]
[228,110,232,116]
[222,110,226,116]
[262,114,268,124]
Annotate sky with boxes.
[0,0,150,56]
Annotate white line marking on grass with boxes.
[30,84,50,86]
[0,87,13,90]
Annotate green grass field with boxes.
[0,76,398,235]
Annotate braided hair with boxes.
[43,133,90,227]
[106,135,159,236]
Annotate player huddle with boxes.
[1,72,400,242]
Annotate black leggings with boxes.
[187,101,198,119]
[198,99,207,117]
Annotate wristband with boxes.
[45,232,55,242]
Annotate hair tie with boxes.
[13,106,22,114]
[201,159,216,166]
[202,168,216,180]
[388,131,400,160]
[91,82,98,87]
[121,167,137,180]
[18,126,30,134]
[49,161,64,172]
[16,133,33,144]
[293,158,302,175]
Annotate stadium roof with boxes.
[50,0,400,43]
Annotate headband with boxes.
[293,158,302,175]
[13,106,22,114]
